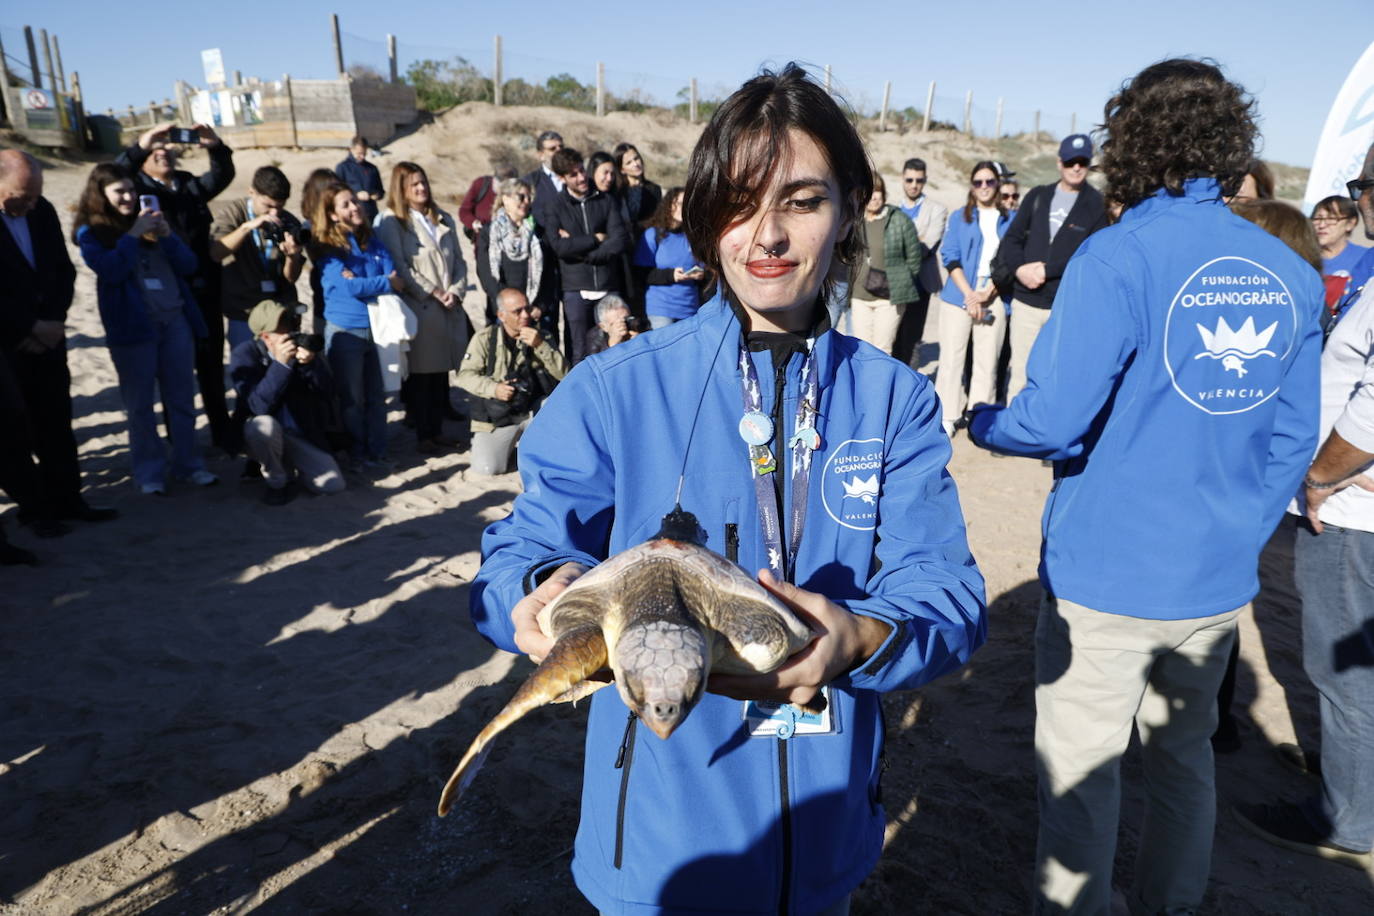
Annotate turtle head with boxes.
[612,619,709,740]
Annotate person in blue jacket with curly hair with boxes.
[74,162,217,495]
[969,59,1323,914]
[468,65,986,915]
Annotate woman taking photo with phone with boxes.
[374,161,469,454]
[311,180,404,471]
[633,186,707,329]
[73,163,217,494]
[936,160,1012,436]
[468,64,984,914]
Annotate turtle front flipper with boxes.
[438,625,608,816]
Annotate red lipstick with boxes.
[746,259,797,279]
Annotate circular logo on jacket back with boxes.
[820,438,883,531]
[1163,256,1298,415]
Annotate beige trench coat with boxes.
[374,207,469,374]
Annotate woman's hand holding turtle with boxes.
[708,570,891,709]
[511,562,590,663]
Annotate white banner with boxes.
[1304,40,1374,213]
[201,48,225,88]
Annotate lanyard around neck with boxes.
[246,199,275,269]
[736,340,821,580]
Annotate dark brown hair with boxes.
[1312,194,1358,223]
[301,168,340,231]
[648,186,686,242]
[72,162,135,244]
[387,161,441,230]
[1230,199,1322,273]
[962,161,1000,223]
[587,150,622,196]
[681,63,871,305]
[1242,160,1275,200]
[614,142,646,181]
[551,147,584,178]
[1100,58,1257,211]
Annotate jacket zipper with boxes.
[777,737,792,914]
[613,711,637,869]
[579,198,600,292]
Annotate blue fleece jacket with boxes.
[938,205,1011,306]
[76,227,208,346]
[318,233,395,330]
[970,179,1322,619]
[471,298,986,914]
[633,229,702,319]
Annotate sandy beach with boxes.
[1,107,1370,913]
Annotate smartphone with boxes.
[683,265,705,276]
[167,126,199,144]
[138,194,160,213]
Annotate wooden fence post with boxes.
[53,34,67,93]
[147,100,159,125]
[923,81,935,132]
[493,35,503,106]
[39,28,57,93]
[23,26,40,88]
[0,31,17,127]
[689,78,698,123]
[879,80,891,132]
[331,14,345,77]
[1033,110,1040,139]
[1070,112,1077,134]
[596,61,605,117]
[994,97,1003,139]
[963,90,973,136]
[387,34,397,83]
[71,70,87,149]
[284,73,299,147]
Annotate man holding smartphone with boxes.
[117,122,237,452]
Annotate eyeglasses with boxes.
[904,177,926,184]
[1001,192,1020,201]
[972,179,998,188]
[1310,216,1347,225]
[1347,178,1374,201]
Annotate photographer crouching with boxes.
[230,301,345,505]
[456,287,568,475]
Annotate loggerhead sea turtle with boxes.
[437,507,814,815]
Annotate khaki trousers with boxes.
[848,298,905,355]
[1009,299,1054,401]
[244,415,345,494]
[935,299,1006,424]
[1034,594,1239,916]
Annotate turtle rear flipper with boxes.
[438,625,608,816]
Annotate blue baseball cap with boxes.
[1059,134,1093,162]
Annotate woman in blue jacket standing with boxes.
[633,187,708,329]
[74,163,217,495]
[469,65,985,915]
[935,161,1012,435]
[310,180,404,470]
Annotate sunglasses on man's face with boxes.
[1001,192,1020,201]
[1062,158,1090,169]
[1347,178,1374,201]
[972,179,998,188]
[904,177,926,184]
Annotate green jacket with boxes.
[856,205,923,305]
[456,323,569,432]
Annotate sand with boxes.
[1,108,1370,913]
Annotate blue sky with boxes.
[7,0,1369,167]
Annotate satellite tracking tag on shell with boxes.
[1305,39,1374,213]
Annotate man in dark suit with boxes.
[993,134,1109,400]
[0,149,116,529]
[334,136,385,225]
[117,121,237,452]
[523,130,564,228]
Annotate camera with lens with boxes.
[623,315,646,333]
[289,332,324,353]
[258,213,301,246]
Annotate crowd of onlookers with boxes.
[1,119,1372,558]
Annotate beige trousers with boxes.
[244,415,345,494]
[1034,594,1239,916]
[1008,299,1054,401]
[848,298,905,355]
[935,299,1007,423]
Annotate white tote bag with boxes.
[366,293,418,393]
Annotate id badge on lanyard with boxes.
[735,340,836,737]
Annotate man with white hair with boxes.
[584,293,641,356]
[0,149,116,531]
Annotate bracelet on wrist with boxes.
[1304,474,1341,490]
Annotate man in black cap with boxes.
[994,133,1108,400]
